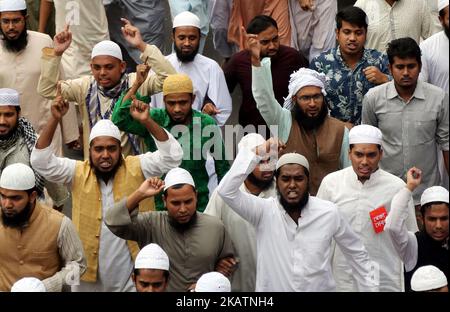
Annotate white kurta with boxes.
[216,148,378,292]
[151,53,232,126]
[0,31,79,153]
[204,181,276,292]
[30,131,183,292]
[354,0,438,52]
[317,167,419,292]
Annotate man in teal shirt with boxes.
[112,70,229,212]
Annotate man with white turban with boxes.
[105,167,236,292]
[204,133,276,291]
[411,265,448,292]
[30,92,183,292]
[249,34,350,195]
[0,163,86,292]
[216,137,378,291]
[317,125,418,291]
[37,18,177,158]
[132,243,170,292]
[385,168,449,291]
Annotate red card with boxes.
[369,206,388,234]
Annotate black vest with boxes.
[404,231,449,291]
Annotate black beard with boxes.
[169,211,197,232]
[1,201,33,228]
[246,172,274,192]
[294,103,328,131]
[278,188,310,215]
[174,44,199,63]
[90,156,122,183]
[445,25,450,39]
[0,123,18,140]
[1,27,28,53]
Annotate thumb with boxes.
[56,81,62,97]
[241,26,247,37]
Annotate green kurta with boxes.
[112,92,230,212]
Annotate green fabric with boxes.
[112,91,230,212]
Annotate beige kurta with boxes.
[37,44,177,158]
[0,31,79,154]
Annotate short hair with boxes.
[15,106,21,113]
[386,37,422,66]
[25,187,37,196]
[420,202,449,217]
[246,15,278,35]
[134,268,169,280]
[336,6,368,31]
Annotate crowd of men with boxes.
[0,0,448,292]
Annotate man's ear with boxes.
[120,61,127,74]
[29,190,38,204]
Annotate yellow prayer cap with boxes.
[163,74,193,96]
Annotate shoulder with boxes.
[308,196,340,216]
[327,116,348,129]
[321,168,347,186]
[194,110,219,125]
[377,169,406,186]
[27,30,52,43]
[366,82,389,97]
[229,50,250,63]
[39,203,65,221]
[198,213,226,229]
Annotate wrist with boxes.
[137,42,147,53]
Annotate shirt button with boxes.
[19,260,24,265]
[17,245,22,249]
[93,251,97,255]
[97,217,102,221]
[95,234,100,238]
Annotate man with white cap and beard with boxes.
[37,17,177,158]
[30,91,183,292]
[385,168,449,291]
[204,133,276,292]
[150,11,232,127]
[216,137,378,292]
[317,125,418,292]
[0,163,86,292]
[411,265,448,292]
[133,243,170,292]
[249,31,350,195]
[104,167,236,292]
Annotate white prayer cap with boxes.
[91,40,123,61]
[0,163,35,190]
[163,167,195,191]
[173,11,201,29]
[0,0,26,12]
[438,0,448,12]
[135,243,170,271]
[276,153,310,171]
[420,186,449,206]
[283,68,327,111]
[349,125,383,146]
[195,272,231,292]
[411,265,448,291]
[89,119,121,143]
[238,133,266,152]
[11,277,46,292]
[0,88,20,106]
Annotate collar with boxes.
[348,166,382,185]
[335,47,368,68]
[168,211,198,232]
[386,80,426,101]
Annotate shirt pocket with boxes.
[410,117,436,145]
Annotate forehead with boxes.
[391,56,419,66]
[90,136,121,148]
[91,55,121,66]
[278,164,305,176]
[164,93,192,102]
[296,86,322,96]
[424,203,449,216]
[0,187,27,197]
[350,143,380,153]
[0,11,24,19]
[339,20,366,31]
[174,26,200,36]
[166,184,196,198]
[0,106,18,113]
[136,268,166,280]
[258,26,278,39]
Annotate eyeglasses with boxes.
[1,18,24,26]
[297,94,323,103]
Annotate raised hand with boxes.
[136,177,165,198]
[51,82,69,120]
[241,26,261,66]
[363,66,389,85]
[130,95,150,124]
[406,167,422,192]
[202,103,221,116]
[53,24,72,56]
[255,137,286,157]
[121,18,146,52]
[134,61,151,87]
[298,0,315,11]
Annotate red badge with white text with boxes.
[369,206,388,234]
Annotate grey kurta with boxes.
[105,198,235,292]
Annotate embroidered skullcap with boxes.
[135,243,170,271]
[276,153,310,171]
[0,88,19,106]
[420,186,449,206]
[173,11,201,29]
[0,163,35,190]
[349,125,383,146]
[11,277,46,292]
[238,133,266,152]
[411,265,448,291]
[91,40,123,61]
[195,272,231,292]
[89,119,121,143]
[438,0,448,12]
[0,0,26,12]
[164,167,195,191]
[163,74,193,96]
[283,68,327,111]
